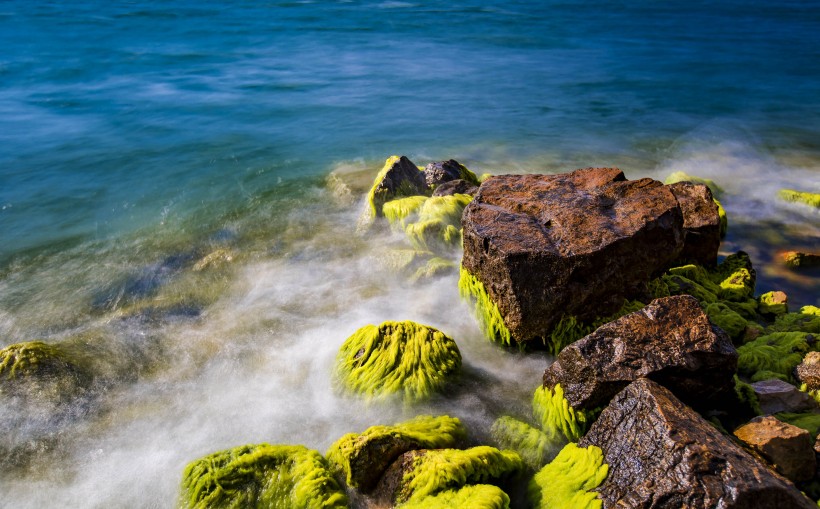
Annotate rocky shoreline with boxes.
[2,156,820,508]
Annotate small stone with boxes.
[759,291,789,316]
[734,415,817,483]
[751,379,818,415]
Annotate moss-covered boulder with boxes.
[363,155,429,224]
[373,446,523,506]
[528,442,608,509]
[759,291,788,316]
[0,341,93,400]
[333,321,461,404]
[664,170,725,199]
[778,189,820,209]
[179,444,347,509]
[326,415,466,492]
[737,332,818,383]
[423,159,481,189]
[491,416,552,470]
[398,484,510,509]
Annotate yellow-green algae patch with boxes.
[383,196,428,227]
[395,446,523,505]
[0,341,93,398]
[398,484,510,509]
[366,156,422,219]
[404,194,473,251]
[491,416,553,469]
[334,321,461,403]
[326,415,466,490]
[458,265,512,346]
[737,332,818,382]
[411,257,456,282]
[179,444,347,509]
[529,442,608,509]
[533,384,590,443]
[778,189,820,209]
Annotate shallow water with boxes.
[1,1,819,507]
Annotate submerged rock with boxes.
[778,189,820,209]
[461,167,688,346]
[180,444,347,509]
[667,181,722,267]
[0,341,93,400]
[578,378,815,508]
[325,415,466,492]
[734,415,816,483]
[333,321,461,403]
[372,446,522,506]
[543,296,738,411]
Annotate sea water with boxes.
[1,1,818,507]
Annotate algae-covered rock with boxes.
[528,442,608,509]
[737,332,818,382]
[759,291,789,316]
[705,301,750,342]
[333,321,461,403]
[404,194,472,251]
[179,444,347,509]
[533,384,591,444]
[0,341,93,399]
[423,159,480,189]
[766,308,820,334]
[398,484,510,509]
[778,189,820,209]
[326,415,466,492]
[365,156,428,220]
[458,266,512,346]
[490,416,553,470]
[373,446,523,506]
[781,251,820,269]
[664,170,725,199]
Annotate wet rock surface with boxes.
[461,167,688,344]
[796,351,820,391]
[579,378,815,509]
[734,415,817,483]
[370,156,428,215]
[543,295,737,410]
[423,159,478,188]
[432,178,479,197]
[667,181,722,267]
[752,378,818,414]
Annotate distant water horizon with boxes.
[1,1,818,507]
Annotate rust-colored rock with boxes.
[542,295,737,410]
[734,415,816,483]
[796,351,820,391]
[461,168,686,344]
[752,379,818,415]
[579,378,815,509]
[668,181,722,267]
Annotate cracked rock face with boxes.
[543,295,738,410]
[461,167,689,345]
[579,378,815,509]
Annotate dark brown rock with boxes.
[423,159,477,188]
[371,156,428,214]
[668,181,722,267]
[579,378,815,509]
[796,351,820,391]
[734,415,817,483]
[432,179,479,197]
[752,379,819,414]
[461,168,685,344]
[543,295,737,410]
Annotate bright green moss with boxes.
[705,302,749,342]
[661,274,719,304]
[383,196,429,227]
[758,291,788,316]
[411,257,456,282]
[491,416,553,470]
[398,484,510,509]
[778,189,820,209]
[737,332,818,382]
[334,321,461,404]
[766,309,820,334]
[529,442,608,509]
[775,412,820,440]
[179,444,347,509]
[804,306,820,317]
[717,267,755,302]
[404,194,473,251]
[326,415,466,490]
[396,446,523,505]
[458,266,512,346]
[715,199,728,238]
[533,385,589,443]
[664,171,725,199]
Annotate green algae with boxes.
[715,199,728,238]
[664,171,725,199]
[737,332,818,382]
[411,257,456,282]
[778,189,820,209]
[491,416,553,470]
[179,444,347,509]
[734,375,762,416]
[458,266,512,346]
[365,155,428,220]
[533,384,590,443]
[758,291,788,316]
[704,302,750,343]
[0,341,93,398]
[334,321,461,404]
[395,446,523,505]
[544,300,647,356]
[398,484,510,509]
[766,308,820,334]
[528,442,608,509]
[325,415,466,490]
[383,196,429,227]
[404,194,473,251]
[774,412,820,440]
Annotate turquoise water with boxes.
[1,1,819,507]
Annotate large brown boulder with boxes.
[543,295,737,410]
[461,167,688,345]
[668,181,722,267]
[734,415,817,483]
[579,378,815,509]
